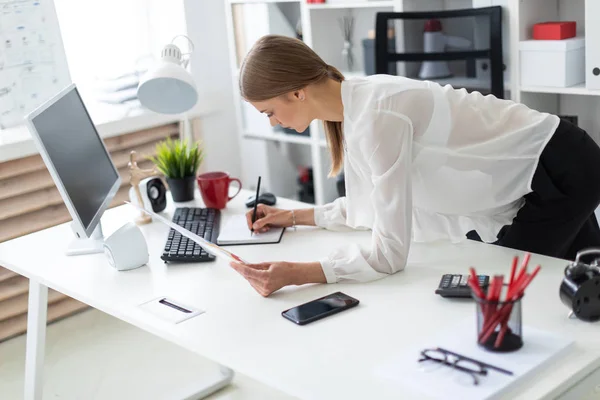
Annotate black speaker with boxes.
[129,177,167,213]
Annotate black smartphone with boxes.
[281,292,359,325]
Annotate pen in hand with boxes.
[251,176,261,236]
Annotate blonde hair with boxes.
[239,34,345,177]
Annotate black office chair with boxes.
[334,7,504,198]
[375,6,504,99]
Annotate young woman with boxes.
[229,34,600,297]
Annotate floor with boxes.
[0,309,296,400]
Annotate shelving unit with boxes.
[229,0,300,3]
[520,83,600,96]
[243,130,313,145]
[512,0,600,146]
[225,0,600,206]
[345,70,503,89]
[305,1,393,10]
[225,0,397,204]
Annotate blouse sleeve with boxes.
[314,197,359,231]
[318,109,413,284]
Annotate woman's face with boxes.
[249,90,312,133]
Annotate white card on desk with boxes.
[138,297,204,324]
[217,215,285,246]
[374,319,574,400]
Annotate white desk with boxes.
[1,190,600,400]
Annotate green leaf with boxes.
[149,137,204,179]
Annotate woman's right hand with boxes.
[246,204,292,233]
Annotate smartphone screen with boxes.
[281,292,359,325]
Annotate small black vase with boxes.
[167,176,196,202]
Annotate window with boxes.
[54,0,186,119]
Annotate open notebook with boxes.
[217,215,285,246]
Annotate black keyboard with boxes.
[161,207,221,263]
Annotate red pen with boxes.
[482,265,542,345]
[508,256,518,287]
[469,267,484,297]
[468,276,485,299]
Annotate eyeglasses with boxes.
[418,347,513,386]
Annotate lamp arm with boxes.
[171,34,195,57]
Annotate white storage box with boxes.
[519,36,585,87]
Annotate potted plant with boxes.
[150,137,204,202]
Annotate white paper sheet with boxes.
[125,201,249,264]
[373,319,574,400]
[217,215,284,245]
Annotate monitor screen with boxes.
[30,87,119,230]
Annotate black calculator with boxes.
[435,274,490,298]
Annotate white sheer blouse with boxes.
[314,75,560,284]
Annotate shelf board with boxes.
[431,76,512,91]
[306,1,393,10]
[342,71,511,91]
[520,84,600,96]
[229,0,300,4]
[244,131,312,145]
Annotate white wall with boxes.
[183,0,242,180]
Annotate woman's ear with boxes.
[293,89,306,102]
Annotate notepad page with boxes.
[217,215,284,245]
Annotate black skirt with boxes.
[470,118,600,261]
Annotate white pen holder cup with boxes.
[103,222,149,271]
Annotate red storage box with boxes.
[533,21,577,40]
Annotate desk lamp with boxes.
[137,35,198,114]
[133,35,198,224]
[135,37,234,398]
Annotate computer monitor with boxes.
[25,84,121,256]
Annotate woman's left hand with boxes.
[229,261,293,297]
[229,260,327,297]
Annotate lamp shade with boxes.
[137,44,198,114]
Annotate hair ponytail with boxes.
[323,65,345,177]
[240,35,346,177]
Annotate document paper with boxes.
[374,319,574,400]
[125,202,249,264]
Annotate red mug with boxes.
[197,172,242,209]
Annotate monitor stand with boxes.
[66,222,105,256]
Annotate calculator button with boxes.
[451,275,461,287]
[460,275,468,286]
